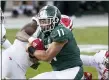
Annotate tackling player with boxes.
[27,5,83,79]
[1,12,39,79]
[0,8,11,49]
[81,50,109,80]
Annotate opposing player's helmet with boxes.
[103,50,109,69]
[0,8,5,24]
[37,5,61,33]
[60,15,73,31]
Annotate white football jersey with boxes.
[81,50,109,79]
[0,8,6,41]
[0,8,11,48]
[3,39,33,73]
[94,50,109,79]
[0,24,6,42]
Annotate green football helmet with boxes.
[37,5,61,33]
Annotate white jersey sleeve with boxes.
[2,39,12,49]
[0,24,6,45]
[80,55,96,67]
[0,24,6,39]
[94,50,109,79]
[0,24,11,49]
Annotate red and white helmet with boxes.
[97,50,109,69]
[60,15,73,31]
[103,50,109,69]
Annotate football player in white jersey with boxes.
[81,50,109,80]
[0,16,40,79]
[0,8,11,49]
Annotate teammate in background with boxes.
[0,8,12,49]
[27,5,83,79]
[81,50,109,80]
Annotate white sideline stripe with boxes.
[78,44,108,53]
[1,45,108,53]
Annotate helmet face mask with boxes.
[37,5,61,33]
[39,17,59,33]
[39,17,53,32]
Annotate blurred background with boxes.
[0,1,108,79]
[0,1,108,28]
[1,1,109,17]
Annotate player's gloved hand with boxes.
[26,43,37,60]
[26,44,36,57]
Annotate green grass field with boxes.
[5,27,108,79]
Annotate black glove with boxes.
[28,46,39,65]
[30,62,40,70]
[28,46,36,58]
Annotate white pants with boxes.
[30,66,82,79]
[0,52,26,79]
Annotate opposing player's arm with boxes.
[33,41,68,61]
[1,24,12,48]
[16,20,38,42]
[80,55,96,67]
[2,35,12,49]
[21,20,37,36]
